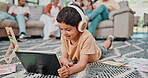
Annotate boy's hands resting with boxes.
[58,66,70,78]
[58,59,73,78]
[58,54,88,77]
[60,58,73,66]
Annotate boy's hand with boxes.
[67,62,73,67]
[58,66,69,78]
[60,59,72,66]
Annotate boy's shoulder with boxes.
[82,29,92,35]
[78,30,96,45]
[80,30,94,40]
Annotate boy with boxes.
[56,4,113,78]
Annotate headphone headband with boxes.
[68,5,87,32]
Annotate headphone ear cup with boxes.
[78,21,87,32]
[68,5,87,32]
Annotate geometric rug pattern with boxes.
[0,38,148,78]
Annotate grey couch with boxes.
[94,1,135,39]
[0,2,44,38]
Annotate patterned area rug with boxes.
[0,38,148,78]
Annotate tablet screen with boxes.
[16,50,61,76]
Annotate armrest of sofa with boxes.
[113,11,134,38]
[109,7,135,20]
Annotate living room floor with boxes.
[0,34,148,78]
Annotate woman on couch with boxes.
[40,0,62,40]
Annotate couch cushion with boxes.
[98,20,113,28]
[26,20,44,28]
[29,6,44,21]
[0,19,18,28]
[0,2,9,12]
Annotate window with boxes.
[0,0,11,3]
[26,0,39,6]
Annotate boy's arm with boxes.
[62,51,68,59]
[68,54,88,75]
[61,51,71,66]
[58,54,88,77]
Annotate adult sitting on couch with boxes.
[0,0,30,39]
[40,0,62,40]
[84,0,120,35]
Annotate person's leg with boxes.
[40,14,53,40]
[55,27,61,37]
[49,26,57,40]
[7,15,16,20]
[88,4,109,20]
[15,14,26,35]
[101,6,109,20]
[101,35,114,50]
[53,20,60,38]
[97,35,114,59]
[0,11,5,14]
[88,14,102,35]
[85,10,92,16]
[40,14,50,39]
[0,11,15,21]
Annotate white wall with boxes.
[39,0,51,6]
[39,0,65,6]
[131,6,148,16]
[0,0,13,3]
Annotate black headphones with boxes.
[68,5,87,32]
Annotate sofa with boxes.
[0,1,135,39]
[0,2,44,38]
[94,1,135,39]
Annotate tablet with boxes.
[15,50,61,76]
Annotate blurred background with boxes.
[0,0,148,38]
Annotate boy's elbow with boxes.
[69,63,87,75]
[79,62,87,70]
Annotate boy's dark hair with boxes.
[56,4,84,28]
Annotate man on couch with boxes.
[0,0,30,39]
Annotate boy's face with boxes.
[58,22,80,41]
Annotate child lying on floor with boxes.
[56,4,114,78]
